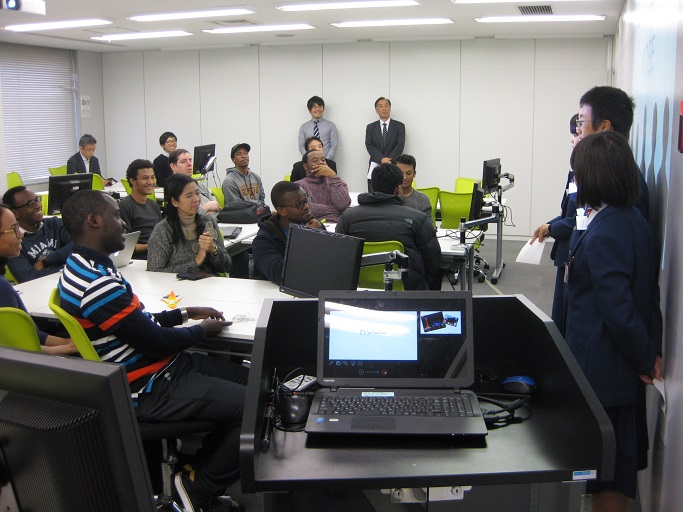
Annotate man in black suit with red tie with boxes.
[365,97,405,192]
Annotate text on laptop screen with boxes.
[322,295,469,381]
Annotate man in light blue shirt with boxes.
[298,96,338,160]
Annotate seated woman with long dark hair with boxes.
[0,203,76,354]
[147,174,230,275]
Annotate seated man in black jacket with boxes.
[335,164,441,290]
[290,136,337,182]
[252,181,324,285]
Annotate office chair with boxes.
[48,165,67,176]
[0,307,43,352]
[3,267,18,285]
[415,186,439,227]
[7,171,23,189]
[210,187,225,209]
[92,173,105,190]
[47,288,227,511]
[358,240,405,291]
[438,190,489,284]
[455,177,480,193]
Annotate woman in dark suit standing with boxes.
[565,131,662,512]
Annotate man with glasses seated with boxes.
[2,186,73,283]
[252,181,324,285]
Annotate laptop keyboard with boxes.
[317,394,476,417]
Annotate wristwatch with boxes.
[180,308,189,323]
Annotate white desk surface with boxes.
[15,260,291,342]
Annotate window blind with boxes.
[1,43,77,185]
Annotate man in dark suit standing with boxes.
[67,134,112,185]
[365,97,405,192]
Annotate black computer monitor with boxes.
[47,174,93,215]
[193,144,216,174]
[0,347,155,512]
[280,225,364,298]
[481,158,501,194]
[468,183,488,231]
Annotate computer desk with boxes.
[15,260,290,354]
[240,296,615,511]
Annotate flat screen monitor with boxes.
[280,225,364,298]
[0,347,155,512]
[47,174,93,215]
[468,183,488,231]
[193,144,216,174]
[481,158,501,193]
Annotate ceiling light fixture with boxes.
[332,18,452,27]
[278,1,418,12]
[204,24,314,34]
[476,15,605,23]
[91,30,192,41]
[4,19,111,32]
[129,9,254,22]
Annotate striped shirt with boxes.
[59,245,204,386]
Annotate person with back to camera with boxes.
[57,189,246,512]
[153,131,177,187]
[528,114,580,334]
[298,96,338,160]
[565,131,662,512]
[0,203,76,355]
[147,174,230,275]
[290,136,338,182]
[335,163,440,290]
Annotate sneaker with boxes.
[174,472,244,512]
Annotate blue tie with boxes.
[313,120,319,138]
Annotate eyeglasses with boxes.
[278,196,311,210]
[0,224,21,238]
[575,118,593,128]
[164,139,178,145]
[13,196,42,209]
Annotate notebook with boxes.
[305,290,488,436]
[110,231,140,268]
[279,225,363,298]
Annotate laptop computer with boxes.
[221,226,242,239]
[305,290,488,436]
[279,225,364,298]
[110,231,140,268]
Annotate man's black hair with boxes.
[126,159,154,181]
[159,131,177,146]
[304,136,323,151]
[371,163,403,194]
[307,96,325,111]
[271,181,303,208]
[580,86,635,137]
[2,186,27,208]
[394,154,416,170]
[61,190,109,240]
[570,114,579,136]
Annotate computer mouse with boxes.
[501,375,537,395]
[279,394,311,424]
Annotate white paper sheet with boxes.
[516,238,546,265]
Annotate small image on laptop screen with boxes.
[322,294,471,384]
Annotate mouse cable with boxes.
[477,394,530,428]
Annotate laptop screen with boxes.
[280,225,364,298]
[318,290,474,389]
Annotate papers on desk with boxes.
[516,238,546,265]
